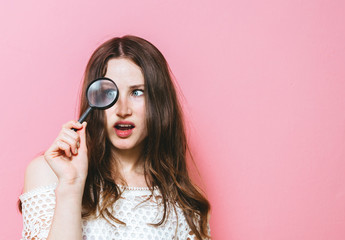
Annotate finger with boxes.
[56,140,72,158]
[77,122,88,153]
[62,120,83,131]
[63,127,80,140]
[62,128,80,154]
[59,133,78,155]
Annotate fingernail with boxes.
[75,148,78,154]
[77,142,80,148]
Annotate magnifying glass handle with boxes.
[72,106,92,131]
[78,106,92,123]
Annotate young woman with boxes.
[19,35,211,240]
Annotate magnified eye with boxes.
[132,89,144,97]
[105,89,116,99]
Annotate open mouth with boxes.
[114,122,135,138]
[114,124,135,130]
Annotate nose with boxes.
[115,94,132,118]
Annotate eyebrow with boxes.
[129,84,145,89]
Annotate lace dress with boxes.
[19,183,209,240]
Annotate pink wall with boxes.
[1,0,345,239]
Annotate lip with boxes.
[113,121,135,138]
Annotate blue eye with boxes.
[105,89,116,99]
[132,89,144,97]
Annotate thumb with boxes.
[78,122,88,152]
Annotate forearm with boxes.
[47,182,84,240]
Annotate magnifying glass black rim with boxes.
[86,77,119,110]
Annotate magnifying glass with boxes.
[76,77,119,127]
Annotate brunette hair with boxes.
[81,35,210,239]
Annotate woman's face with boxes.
[104,58,147,152]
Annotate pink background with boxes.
[1,0,345,239]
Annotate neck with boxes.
[110,144,145,177]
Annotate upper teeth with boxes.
[118,124,131,127]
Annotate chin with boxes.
[112,143,134,150]
[108,136,147,152]
[110,139,137,151]
[114,145,134,150]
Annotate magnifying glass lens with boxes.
[87,79,118,108]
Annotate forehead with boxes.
[104,58,144,86]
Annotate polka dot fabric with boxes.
[19,184,210,239]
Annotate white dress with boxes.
[19,183,210,240]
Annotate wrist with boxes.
[59,175,86,186]
[56,180,85,198]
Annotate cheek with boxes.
[134,100,146,119]
[136,103,147,132]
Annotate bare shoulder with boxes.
[23,155,58,193]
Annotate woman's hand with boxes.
[44,121,88,186]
